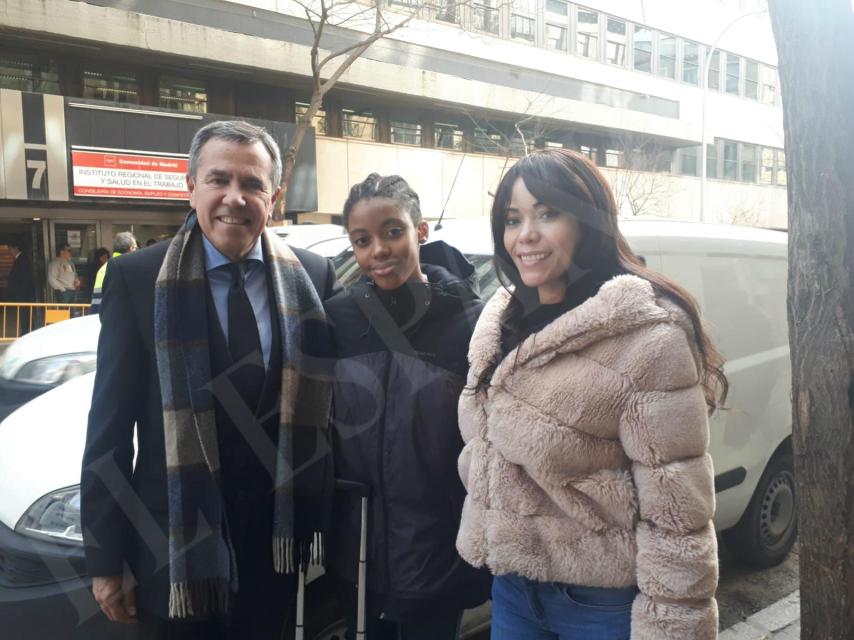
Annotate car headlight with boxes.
[15,485,83,546]
[13,353,96,386]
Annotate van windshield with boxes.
[333,248,500,299]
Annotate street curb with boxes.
[719,591,800,639]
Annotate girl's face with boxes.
[347,197,429,290]
[503,177,581,304]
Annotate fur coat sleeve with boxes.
[619,303,718,639]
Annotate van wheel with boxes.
[722,450,797,568]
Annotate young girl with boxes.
[325,173,491,640]
[456,149,727,640]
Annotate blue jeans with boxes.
[490,574,637,640]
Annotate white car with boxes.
[0,218,792,638]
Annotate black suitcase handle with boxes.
[335,478,371,498]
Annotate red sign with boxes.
[71,150,189,200]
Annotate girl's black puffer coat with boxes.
[324,245,492,622]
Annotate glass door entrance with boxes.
[49,221,100,303]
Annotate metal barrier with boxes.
[0,303,93,341]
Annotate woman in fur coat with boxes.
[456,149,728,640]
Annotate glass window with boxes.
[390,120,421,146]
[723,141,738,180]
[546,0,568,16]
[511,14,535,42]
[745,60,759,100]
[761,65,778,106]
[0,50,59,94]
[706,143,718,179]
[473,127,505,155]
[679,146,699,176]
[682,41,700,85]
[158,76,207,113]
[760,148,775,185]
[708,50,721,90]
[740,144,757,182]
[434,122,464,150]
[83,70,140,104]
[473,2,499,34]
[295,102,326,134]
[342,108,377,141]
[576,10,599,59]
[657,34,677,79]
[547,24,568,51]
[434,0,459,23]
[605,19,627,66]
[775,150,787,186]
[579,144,598,162]
[633,26,653,73]
[605,148,624,168]
[725,53,741,95]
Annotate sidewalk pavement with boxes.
[720,590,800,639]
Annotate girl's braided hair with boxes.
[342,173,422,227]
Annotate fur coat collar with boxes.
[470,275,673,384]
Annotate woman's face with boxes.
[503,177,581,304]
[347,197,429,290]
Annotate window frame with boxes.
[707,50,722,91]
[725,52,742,96]
[574,7,601,61]
[546,23,569,52]
[341,107,378,141]
[605,17,628,67]
[681,40,701,86]
[158,75,208,113]
[0,48,60,94]
[655,32,678,80]
[82,67,141,105]
[632,24,654,73]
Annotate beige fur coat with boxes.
[457,275,718,639]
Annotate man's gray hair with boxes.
[187,120,283,190]
[113,232,137,254]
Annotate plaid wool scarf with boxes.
[154,213,332,619]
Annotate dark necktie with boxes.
[227,261,265,412]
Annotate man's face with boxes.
[60,248,71,260]
[187,138,280,262]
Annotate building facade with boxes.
[0,0,785,299]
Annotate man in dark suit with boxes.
[5,241,35,334]
[81,121,339,639]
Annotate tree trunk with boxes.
[769,1,854,637]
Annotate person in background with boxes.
[5,241,35,335]
[6,241,35,303]
[85,248,110,301]
[325,173,491,640]
[89,233,138,313]
[456,149,727,640]
[48,243,79,303]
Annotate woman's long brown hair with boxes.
[489,148,728,412]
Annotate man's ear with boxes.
[186,174,196,206]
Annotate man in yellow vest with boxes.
[90,232,138,313]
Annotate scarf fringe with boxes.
[274,532,325,574]
[169,578,230,619]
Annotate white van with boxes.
[0,219,792,639]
